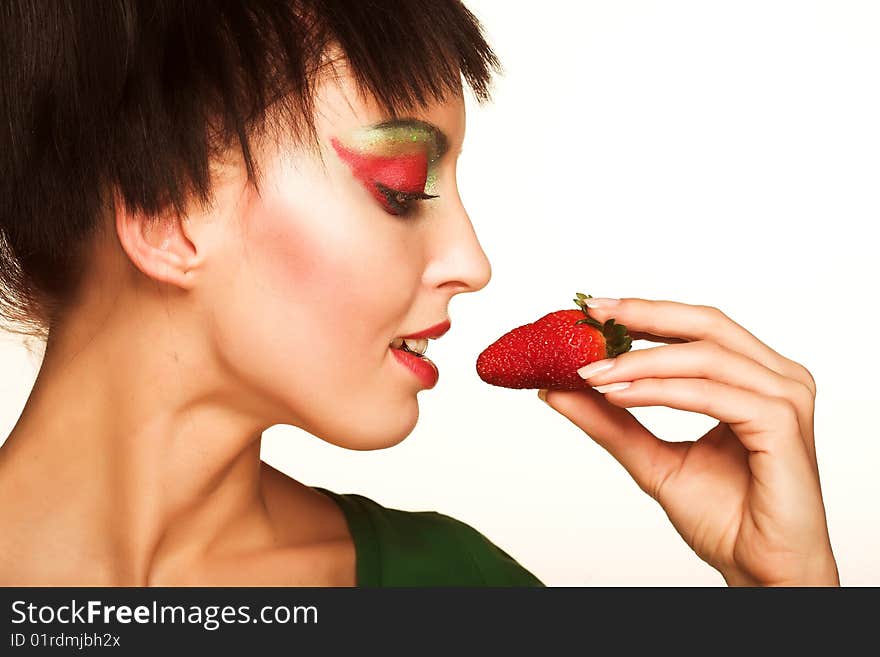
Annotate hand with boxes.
[539,297,839,586]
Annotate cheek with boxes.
[201,157,427,447]
[217,179,416,393]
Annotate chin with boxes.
[308,399,420,452]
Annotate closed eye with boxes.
[374,182,439,217]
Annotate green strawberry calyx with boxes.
[572,292,633,359]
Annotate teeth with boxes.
[404,338,428,354]
[389,337,428,355]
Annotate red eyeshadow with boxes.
[331,138,429,206]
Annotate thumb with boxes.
[539,388,686,501]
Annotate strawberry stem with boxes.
[572,291,633,358]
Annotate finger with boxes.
[585,298,815,394]
[542,388,689,502]
[593,377,814,486]
[580,340,817,463]
[628,330,688,345]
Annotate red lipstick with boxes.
[391,347,439,389]
[399,320,451,340]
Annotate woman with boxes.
[0,0,838,586]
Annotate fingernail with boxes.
[537,388,549,403]
[593,382,631,393]
[577,359,615,380]
[585,297,619,308]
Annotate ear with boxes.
[114,195,205,290]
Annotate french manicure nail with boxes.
[593,382,631,393]
[577,359,615,379]
[585,297,620,308]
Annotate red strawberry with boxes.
[476,292,633,390]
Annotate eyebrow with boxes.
[367,118,450,160]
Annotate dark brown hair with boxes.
[0,0,501,340]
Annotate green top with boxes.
[314,487,545,587]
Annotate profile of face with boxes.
[119,61,492,451]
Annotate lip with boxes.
[390,347,439,389]
[399,319,451,340]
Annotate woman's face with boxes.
[200,65,492,450]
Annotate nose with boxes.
[423,196,492,295]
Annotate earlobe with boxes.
[114,195,202,290]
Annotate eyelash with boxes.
[374,182,438,218]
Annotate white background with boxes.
[2,0,878,585]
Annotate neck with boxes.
[0,289,277,584]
